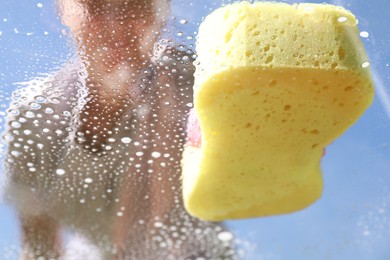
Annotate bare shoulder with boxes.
[2,60,87,213]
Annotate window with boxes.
[0,0,389,259]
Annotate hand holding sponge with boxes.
[182,2,374,221]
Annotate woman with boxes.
[4,0,236,259]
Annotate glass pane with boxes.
[0,0,389,259]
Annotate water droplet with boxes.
[117,211,124,217]
[154,221,163,228]
[23,130,32,135]
[3,134,13,141]
[31,102,41,109]
[35,96,46,103]
[361,62,370,68]
[56,169,65,176]
[62,111,71,117]
[338,17,348,23]
[151,151,161,158]
[37,3,43,8]
[51,98,60,104]
[11,151,20,157]
[360,31,369,38]
[136,151,144,157]
[217,231,234,241]
[179,19,188,24]
[11,121,21,128]
[108,138,116,143]
[25,111,35,118]
[9,109,20,116]
[84,178,93,183]
[45,107,54,114]
[121,137,132,144]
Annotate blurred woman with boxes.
[3,0,236,259]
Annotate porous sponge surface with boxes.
[183,2,374,221]
[194,2,369,88]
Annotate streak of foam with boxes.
[232,236,259,260]
[332,0,346,7]
[63,234,102,260]
[0,242,19,260]
[355,190,390,249]
[372,69,390,121]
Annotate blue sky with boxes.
[1,0,390,259]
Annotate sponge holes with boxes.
[338,47,346,60]
[269,79,278,87]
[265,55,274,64]
[344,85,354,92]
[301,128,320,135]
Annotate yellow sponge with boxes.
[182,2,374,221]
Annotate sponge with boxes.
[182,2,374,221]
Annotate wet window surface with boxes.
[0,0,389,259]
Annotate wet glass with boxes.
[0,0,389,259]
